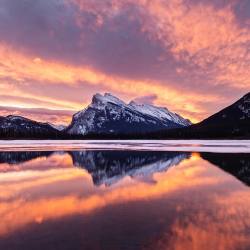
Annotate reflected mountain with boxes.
[4,151,250,188]
[0,150,190,186]
[201,153,250,186]
[69,150,191,186]
[0,151,53,165]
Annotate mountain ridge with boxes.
[66,93,191,136]
[0,92,249,139]
[0,115,62,139]
[155,92,250,139]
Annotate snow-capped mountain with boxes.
[0,115,61,139]
[70,150,191,186]
[66,93,191,136]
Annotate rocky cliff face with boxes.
[66,93,191,136]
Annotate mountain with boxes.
[0,115,62,139]
[66,93,191,136]
[70,150,190,186]
[48,123,66,131]
[158,92,250,139]
[1,92,249,139]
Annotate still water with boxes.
[0,149,250,250]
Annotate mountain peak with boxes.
[92,93,125,106]
[67,93,191,135]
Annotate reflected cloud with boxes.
[201,153,250,186]
[0,150,190,186]
[0,150,250,250]
[0,153,221,237]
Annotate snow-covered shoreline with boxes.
[0,140,249,153]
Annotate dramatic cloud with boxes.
[0,0,249,122]
[133,94,158,105]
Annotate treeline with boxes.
[1,121,250,140]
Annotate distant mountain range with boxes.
[0,92,249,139]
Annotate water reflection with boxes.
[201,153,250,186]
[0,151,52,165]
[70,150,190,186]
[0,150,190,186]
[0,150,250,250]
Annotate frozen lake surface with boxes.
[0,140,250,152]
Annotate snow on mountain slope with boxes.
[129,101,191,127]
[66,93,192,136]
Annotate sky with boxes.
[0,0,250,124]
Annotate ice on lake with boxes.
[0,139,250,152]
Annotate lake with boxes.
[0,140,250,250]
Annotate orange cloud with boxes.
[0,43,221,122]
[1,0,249,123]
[63,0,250,121]
[155,188,250,250]
[143,0,250,90]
